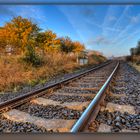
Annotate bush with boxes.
[22,45,43,66]
[126,56,132,62]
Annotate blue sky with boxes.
[0,5,140,57]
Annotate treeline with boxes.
[128,40,140,64]
[0,16,85,65]
[130,41,140,56]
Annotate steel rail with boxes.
[0,61,111,113]
[70,61,120,132]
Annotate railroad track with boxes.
[87,62,140,133]
[0,60,139,133]
[0,60,119,133]
[0,61,140,133]
[0,62,117,132]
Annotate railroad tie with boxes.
[31,97,90,111]
[3,109,76,132]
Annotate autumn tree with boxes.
[43,30,60,53]
[2,16,40,55]
[0,27,7,54]
[72,41,85,63]
[36,30,60,54]
[72,41,85,53]
[59,37,85,54]
[59,37,74,53]
[0,16,86,65]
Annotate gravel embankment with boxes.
[96,110,140,132]
[95,62,140,132]
[17,104,82,120]
[0,115,49,133]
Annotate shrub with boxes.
[126,56,132,62]
[22,45,43,67]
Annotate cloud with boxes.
[104,27,121,32]
[11,6,48,27]
[108,16,117,21]
[112,5,131,29]
[130,15,140,24]
[0,6,16,16]
[85,19,121,32]
[87,36,112,45]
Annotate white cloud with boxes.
[9,6,48,29]
[87,36,112,45]
[130,15,140,24]
[85,19,121,32]
[108,16,117,21]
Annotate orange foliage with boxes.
[72,41,85,54]
[1,16,39,54]
[0,16,85,56]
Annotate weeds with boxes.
[0,53,77,92]
[0,53,106,92]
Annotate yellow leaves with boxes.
[44,43,60,53]
[0,16,85,56]
[45,30,57,39]
[37,30,61,53]
[73,41,85,53]
[59,37,84,54]
[0,16,39,54]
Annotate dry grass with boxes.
[88,54,106,65]
[129,55,140,72]
[0,53,106,92]
[0,53,79,92]
[129,62,140,72]
[131,55,140,63]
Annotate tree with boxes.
[136,41,140,55]
[130,48,136,56]
[35,32,47,55]
[2,16,40,55]
[59,37,74,53]
[43,30,60,53]
[36,30,60,54]
[72,41,85,54]
[0,27,7,54]
[130,40,140,56]
[72,41,85,63]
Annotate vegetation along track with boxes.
[0,60,120,133]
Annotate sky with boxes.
[0,5,140,57]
